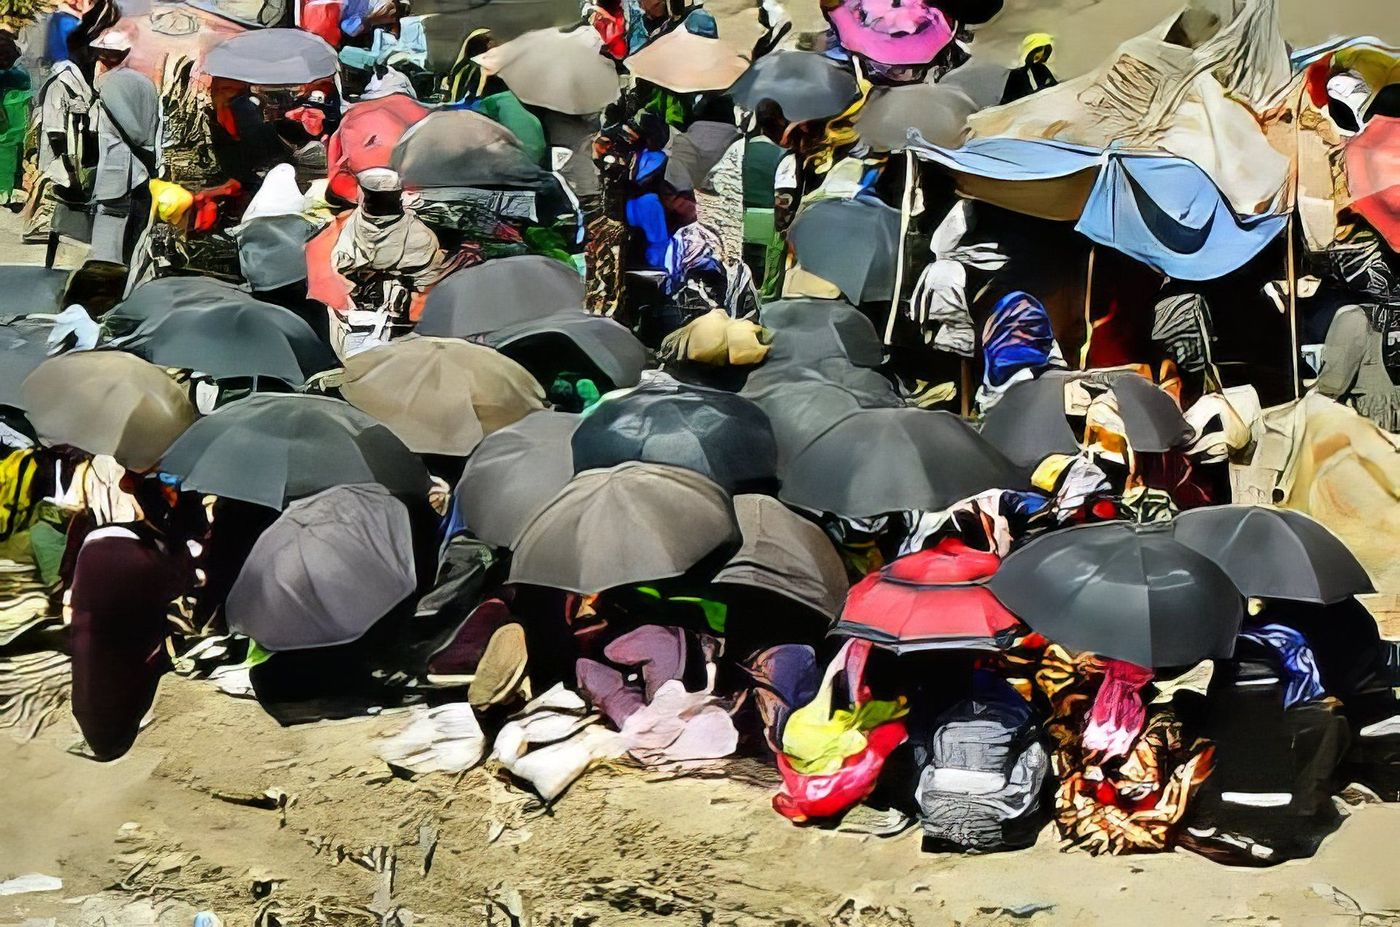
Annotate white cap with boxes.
[90,30,133,52]
[358,167,403,193]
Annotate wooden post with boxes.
[1079,244,1096,369]
[1286,214,1301,400]
[884,148,916,345]
[959,357,972,418]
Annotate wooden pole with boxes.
[1287,214,1301,400]
[884,149,916,345]
[959,357,972,418]
[1079,244,1096,369]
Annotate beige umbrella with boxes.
[341,338,544,456]
[21,351,196,472]
[624,11,749,93]
[473,27,619,116]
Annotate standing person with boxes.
[22,37,93,244]
[1002,33,1057,104]
[90,34,159,266]
[0,32,32,208]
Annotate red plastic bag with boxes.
[773,719,908,822]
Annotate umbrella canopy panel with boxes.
[714,494,850,620]
[203,28,339,85]
[417,254,585,337]
[391,110,547,190]
[726,50,861,125]
[455,410,580,547]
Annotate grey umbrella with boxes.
[0,266,68,319]
[418,0,584,72]
[204,28,339,84]
[417,255,585,338]
[104,276,256,340]
[226,484,416,652]
[1171,506,1374,605]
[779,407,1022,518]
[940,61,1013,109]
[392,110,546,190]
[487,310,647,392]
[508,462,739,593]
[1109,374,1194,453]
[665,121,742,191]
[755,298,887,369]
[455,411,580,547]
[978,374,1081,475]
[987,521,1244,667]
[726,50,860,125]
[857,81,979,151]
[0,320,55,407]
[714,495,850,620]
[788,197,902,304]
[118,301,337,386]
[160,394,431,510]
[571,380,778,492]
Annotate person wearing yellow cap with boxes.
[1002,32,1057,104]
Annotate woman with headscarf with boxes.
[1002,33,1057,104]
[91,59,160,266]
[442,29,505,104]
[976,290,1065,412]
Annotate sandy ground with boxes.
[8,4,1400,923]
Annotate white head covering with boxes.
[90,29,133,52]
[240,164,308,224]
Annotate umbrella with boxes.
[713,495,849,620]
[104,276,253,340]
[779,408,1021,518]
[226,484,416,652]
[327,94,432,203]
[341,338,544,457]
[838,538,1021,653]
[978,375,1081,475]
[1345,116,1400,252]
[417,255,584,337]
[21,352,195,471]
[826,0,953,67]
[624,10,749,93]
[937,0,1003,25]
[987,521,1244,667]
[454,411,580,547]
[856,81,979,151]
[1106,373,1193,453]
[203,28,339,84]
[0,266,68,318]
[1171,506,1374,605]
[118,301,338,387]
[788,197,902,304]
[664,121,742,192]
[0,320,56,407]
[391,110,545,190]
[726,50,860,125]
[160,394,431,510]
[940,61,1012,109]
[486,311,646,391]
[418,0,584,72]
[756,298,887,370]
[507,462,739,593]
[473,27,618,115]
[571,381,778,492]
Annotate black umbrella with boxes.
[487,310,647,392]
[726,50,860,124]
[979,374,1081,474]
[940,61,1013,109]
[203,28,340,84]
[419,0,584,72]
[160,394,431,510]
[0,320,55,407]
[118,301,337,386]
[0,266,68,319]
[1171,506,1374,605]
[104,276,256,340]
[572,380,778,493]
[226,484,417,652]
[416,255,585,338]
[788,197,902,304]
[392,110,546,190]
[1108,373,1193,453]
[756,298,887,369]
[780,407,1021,517]
[856,81,979,151]
[455,410,580,547]
[987,521,1244,667]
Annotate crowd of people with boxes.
[2,0,1400,871]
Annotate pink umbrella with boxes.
[827,0,953,67]
[1346,115,1400,251]
[325,94,431,203]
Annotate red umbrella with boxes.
[326,94,432,203]
[837,538,1021,653]
[1346,115,1400,251]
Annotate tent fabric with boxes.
[965,0,1292,216]
[227,484,416,652]
[327,94,431,203]
[391,109,546,190]
[473,27,618,115]
[910,137,1288,281]
[714,494,849,620]
[417,254,584,337]
[160,394,431,510]
[454,411,580,547]
[507,462,739,593]
[203,28,340,84]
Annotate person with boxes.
[23,38,93,244]
[975,290,1066,412]
[90,37,159,266]
[43,0,87,66]
[1002,32,1057,104]
[232,164,330,342]
[330,167,443,346]
[0,33,31,207]
[442,29,502,103]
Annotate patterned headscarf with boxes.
[981,291,1064,389]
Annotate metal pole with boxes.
[884,149,916,345]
